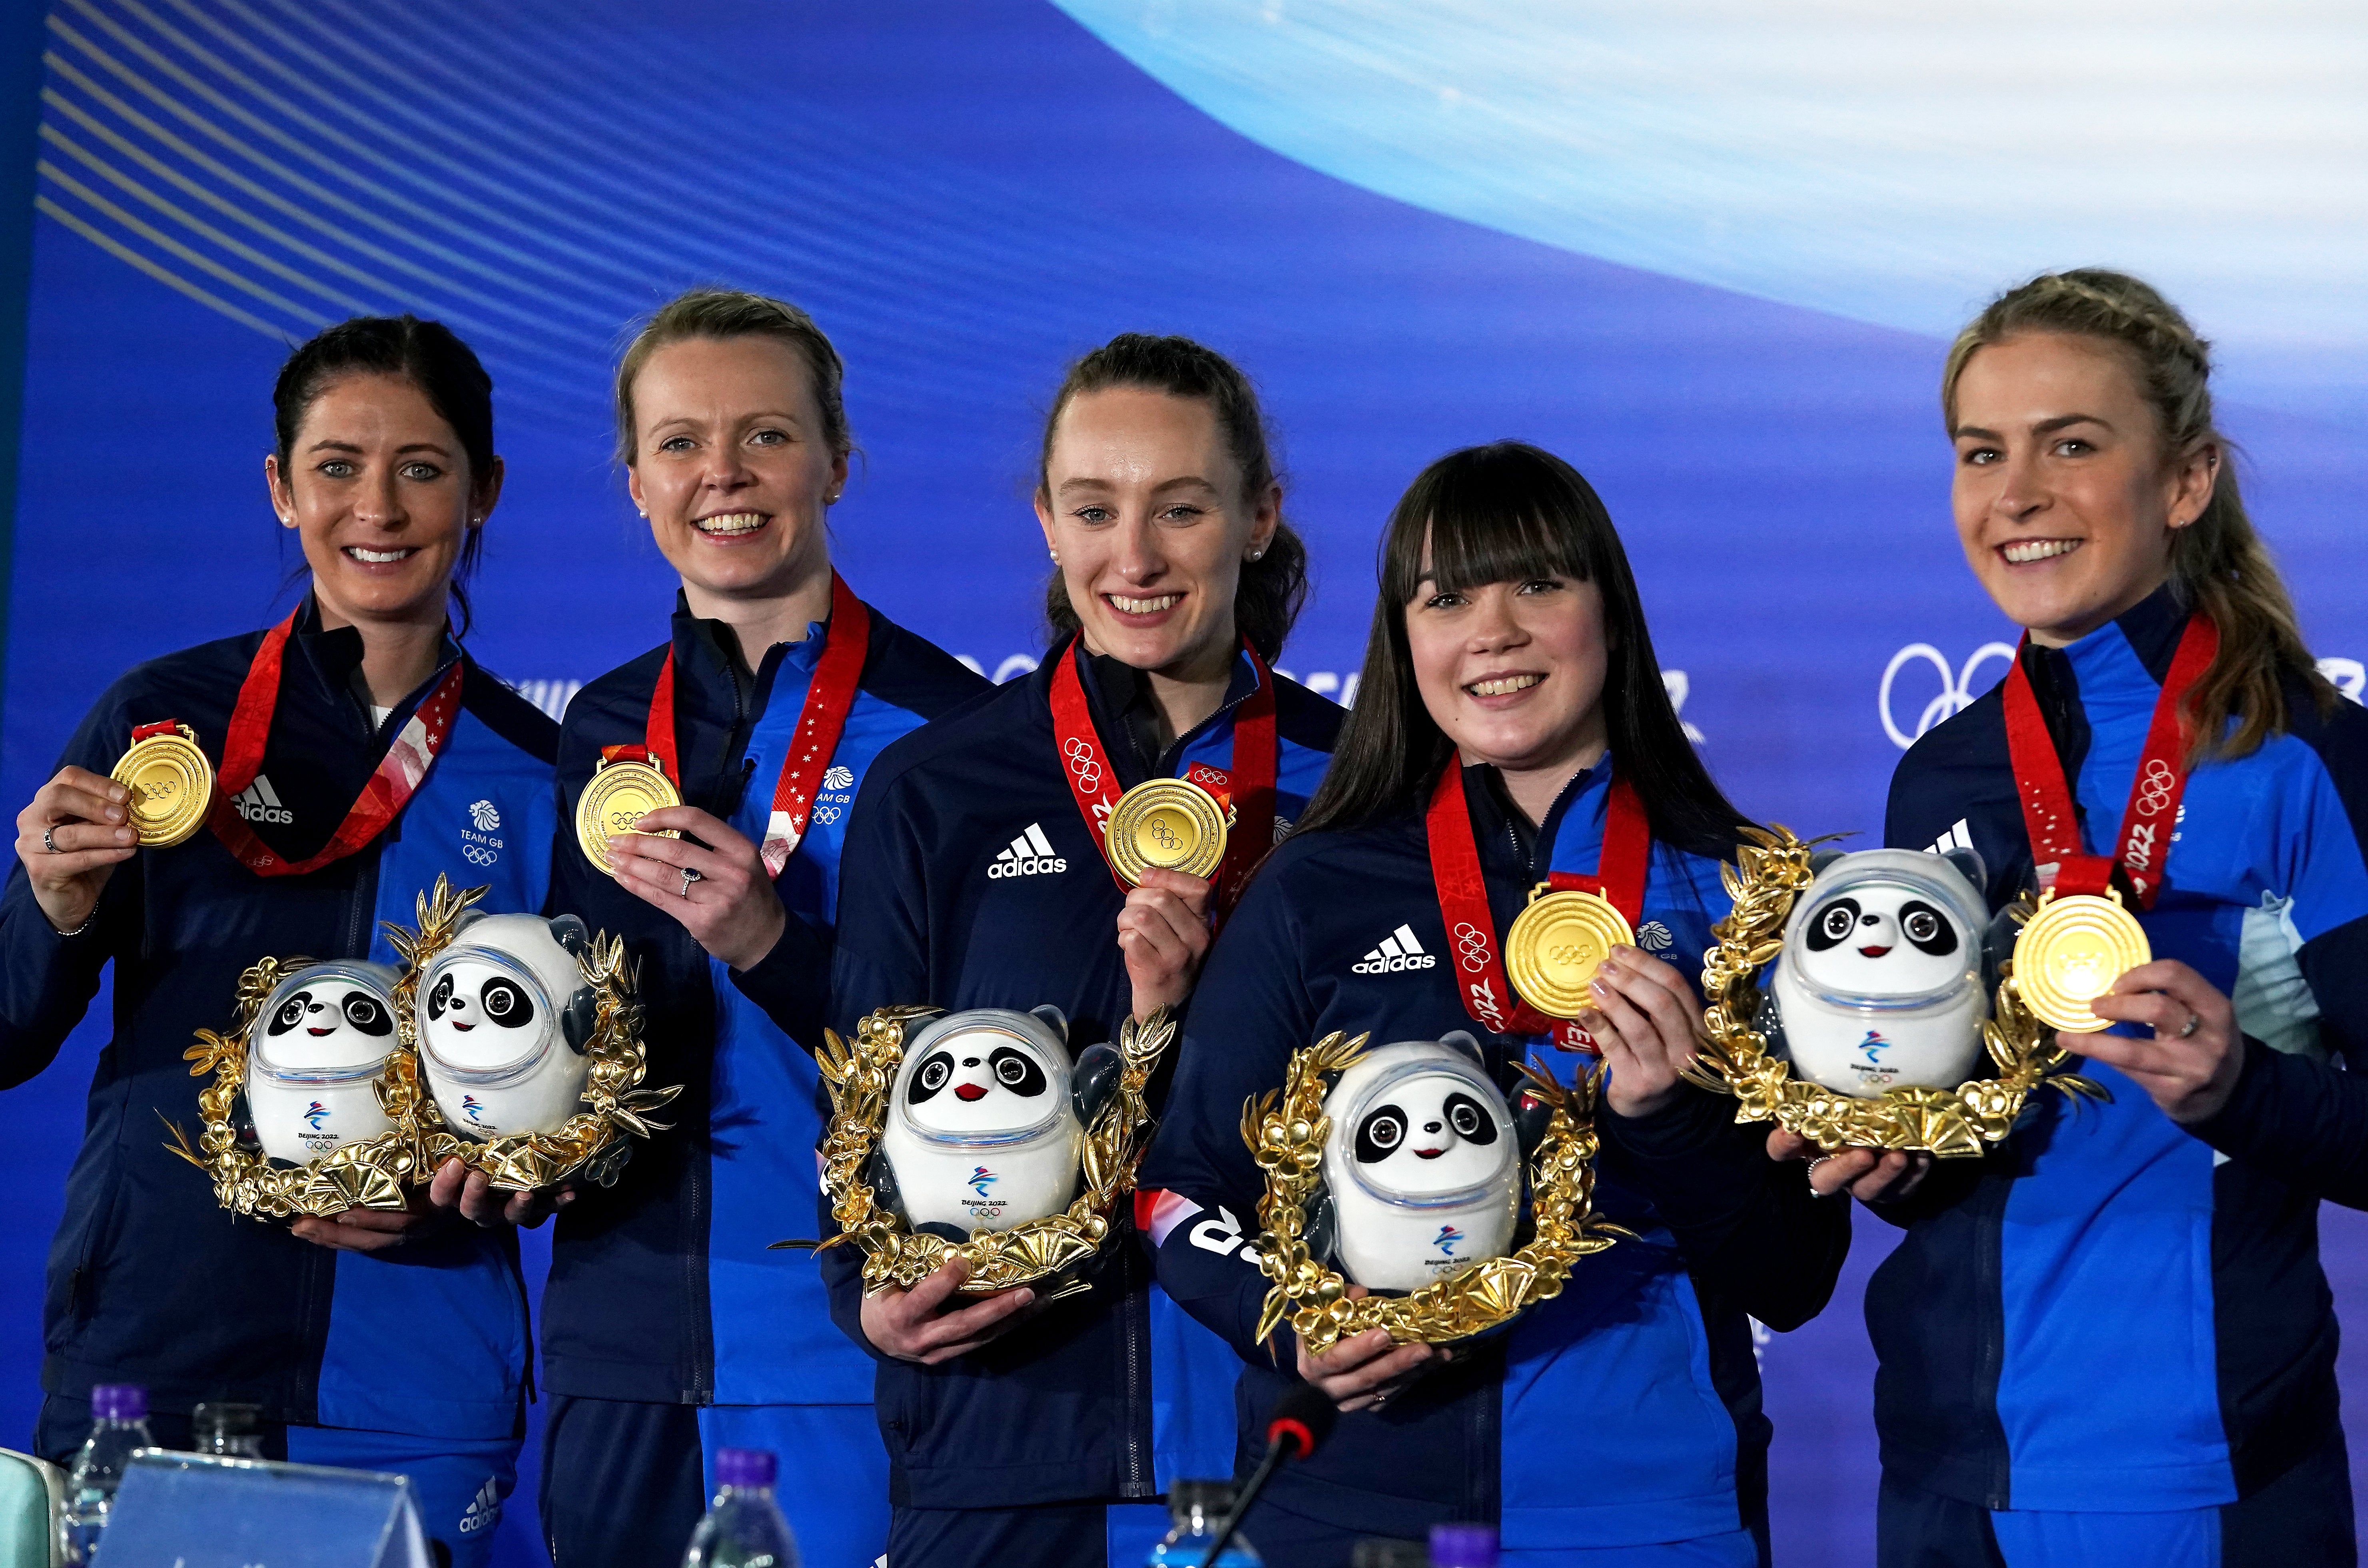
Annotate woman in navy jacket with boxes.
[1141,442,1848,1566]
[535,289,987,1568]
[826,334,1343,1567]
[1801,271,2368,1565]
[4,317,559,1567]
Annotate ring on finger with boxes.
[1805,1154,1844,1196]
[41,826,59,854]
[2175,1010,2201,1039]
[679,866,702,899]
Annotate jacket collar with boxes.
[287,593,463,732]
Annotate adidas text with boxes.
[989,824,1068,879]
[233,776,293,826]
[1353,923,1436,975]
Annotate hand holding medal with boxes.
[1048,635,1279,1019]
[14,764,140,935]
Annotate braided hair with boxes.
[1940,269,2333,762]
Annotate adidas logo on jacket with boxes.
[987,823,1066,878]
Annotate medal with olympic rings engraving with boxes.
[1103,778,1227,885]
[110,724,213,847]
[1504,886,1634,1018]
[2014,888,2151,1034]
[576,756,682,878]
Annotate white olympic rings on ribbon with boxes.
[1453,922,1493,974]
[2134,758,2178,816]
[1879,642,2019,750]
[1062,736,1103,794]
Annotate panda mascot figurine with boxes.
[873,1007,1124,1237]
[1317,1035,1522,1294]
[414,912,600,1141]
[245,962,405,1165]
[1766,846,1994,1098]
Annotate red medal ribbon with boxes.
[1048,634,1279,920]
[629,574,872,881]
[2001,614,2218,908]
[130,720,184,742]
[208,612,466,878]
[1424,761,1651,1046]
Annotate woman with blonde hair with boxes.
[1810,269,2367,1564]
[537,288,986,1568]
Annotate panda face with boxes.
[255,974,397,1074]
[419,957,548,1071]
[899,1027,1062,1139]
[1348,1071,1511,1201]
[1794,878,1969,999]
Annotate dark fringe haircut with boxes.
[1037,333,1307,664]
[1293,442,1750,858]
[273,314,496,636]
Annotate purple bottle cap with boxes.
[91,1384,147,1422]
[715,1448,776,1489]
[1429,1524,1500,1568]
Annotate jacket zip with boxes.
[688,638,766,1405]
[1121,1237,1152,1497]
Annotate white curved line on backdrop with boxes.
[1053,1,2368,411]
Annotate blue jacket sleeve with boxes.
[1136,859,1316,1365]
[1597,1084,1849,1330]
[0,692,135,1091]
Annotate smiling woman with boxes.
[3,311,566,1568]
[1857,269,2368,1567]
[537,288,987,1568]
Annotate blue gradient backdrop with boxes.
[1,3,2362,1561]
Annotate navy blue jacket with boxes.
[541,592,986,1406]
[1141,760,1847,1554]
[0,602,558,1437]
[826,642,1342,1508]
[1878,585,2368,1511]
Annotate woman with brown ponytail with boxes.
[1803,269,2367,1565]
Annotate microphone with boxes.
[1201,1384,1338,1564]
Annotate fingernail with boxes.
[1014,1289,1033,1306]
[104,806,124,822]
[109,786,127,803]
[557,1191,577,1206]
[115,828,132,843]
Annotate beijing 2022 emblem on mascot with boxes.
[800,1003,1176,1298]
[1685,830,2101,1156]
[1247,1032,1625,1353]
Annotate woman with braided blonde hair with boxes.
[1788,268,2367,1564]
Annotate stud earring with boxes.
[1246,548,1265,562]
[1049,549,1059,563]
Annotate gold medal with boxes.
[576,757,682,877]
[1504,886,1635,1019]
[2014,889,2152,1034]
[1104,778,1227,886]
[110,726,213,848]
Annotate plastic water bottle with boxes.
[1428,1523,1499,1568]
[62,1383,153,1564]
[1147,1479,1261,1567]
[681,1448,799,1568]
[193,1400,265,1459]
